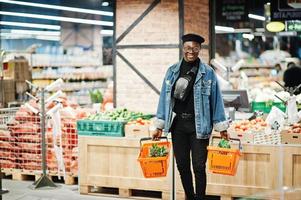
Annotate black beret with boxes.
[182,33,205,44]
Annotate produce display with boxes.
[127,118,151,125]
[85,108,153,121]
[285,123,301,134]
[233,117,267,133]
[0,93,90,174]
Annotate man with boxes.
[152,33,229,200]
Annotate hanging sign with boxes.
[271,0,301,20]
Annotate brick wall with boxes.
[116,0,209,113]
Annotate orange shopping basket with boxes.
[207,136,242,176]
[138,137,171,178]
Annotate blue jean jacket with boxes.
[155,58,229,139]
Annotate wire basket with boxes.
[138,137,170,178]
[207,136,241,176]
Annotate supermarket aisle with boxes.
[2,180,130,200]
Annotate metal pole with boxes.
[41,88,46,176]
[31,88,57,189]
[172,150,175,200]
[209,0,216,60]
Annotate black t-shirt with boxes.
[173,58,200,115]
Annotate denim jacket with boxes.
[155,58,229,139]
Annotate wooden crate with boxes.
[206,144,280,197]
[281,130,301,144]
[8,169,77,185]
[79,136,301,199]
[125,124,150,138]
[79,136,171,199]
[283,146,301,194]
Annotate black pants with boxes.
[171,118,209,200]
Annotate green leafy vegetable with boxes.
[218,139,231,149]
[149,144,168,157]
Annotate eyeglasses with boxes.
[183,46,200,53]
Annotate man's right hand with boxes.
[151,128,162,140]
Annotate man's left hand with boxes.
[220,130,229,140]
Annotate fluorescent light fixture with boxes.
[253,32,264,36]
[35,35,60,41]
[0,33,60,41]
[242,33,254,40]
[0,21,60,30]
[248,14,265,21]
[234,28,252,33]
[100,29,113,35]
[215,25,235,33]
[0,0,113,16]
[102,2,109,6]
[277,31,297,36]
[0,11,113,26]
[255,28,265,32]
[9,29,60,36]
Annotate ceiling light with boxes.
[0,11,113,26]
[242,33,254,40]
[277,31,297,36]
[0,21,60,30]
[253,32,264,36]
[35,35,60,41]
[255,28,265,32]
[234,28,252,33]
[0,33,60,41]
[100,29,113,35]
[0,0,113,16]
[266,21,285,32]
[9,29,60,36]
[215,25,235,33]
[102,2,109,6]
[248,14,265,21]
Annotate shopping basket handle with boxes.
[211,136,242,151]
[139,137,168,147]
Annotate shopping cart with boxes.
[138,137,171,178]
[0,107,19,129]
[207,136,242,176]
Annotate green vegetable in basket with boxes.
[150,144,168,157]
[218,139,231,149]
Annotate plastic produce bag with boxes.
[265,106,285,132]
[287,96,299,124]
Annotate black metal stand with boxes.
[30,88,57,189]
[172,153,175,200]
[0,167,9,200]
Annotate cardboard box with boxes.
[125,124,150,138]
[0,79,16,107]
[227,127,254,144]
[3,59,31,81]
[230,131,254,144]
[281,130,301,144]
